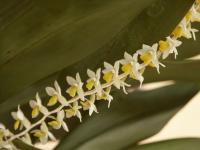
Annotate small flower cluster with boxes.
[1,1,200,149]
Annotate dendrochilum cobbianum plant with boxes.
[1,1,200,149]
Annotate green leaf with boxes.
[0,0,193,103]
[56,83,198,150]
[0,0,156,102]
[13,139,40,150]
[145,60,200,83]
[127,138,200,150]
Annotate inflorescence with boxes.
[1,1,200,149]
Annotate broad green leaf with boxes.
[0,0,193,103]
[13,139,40,150]
[127,138,200,150]
[56,83,198,150]
[145,60,200,83]
[0,0,156,102]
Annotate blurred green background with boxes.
[0,0,200,149]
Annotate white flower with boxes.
[80,94,98,116]
[97,87,113,108]
[65,101,82,122]
[178,18,198,40]
[0,124,10,136]
[179,19,193,38]
[188,5,200,22]
[137,44,165,73]
[0,124,11,143]
[29,93,48,118]
[32,122,56,144]
[48,110,69,132]
[86,68,102,96]
[120,52,144,87]
[0,124,15,150]
[66,73,85,101]
[11,106,31,130]
[46,81,68,106]
[159,36,182,59]
[103,61,130,93]
[105,93,113,108]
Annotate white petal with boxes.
[58,95,68,106]
[124,52,133,61]
[29,100,36,108]
[62,122,69,132]
[22,118,31,129]
[54,81,61,95]
[162,51,170,59]
[96,68,101,80]
[120,59,128,65]
[0,123,5,129]
[77,89,85,101]
[41,122,48,132]
[48,131,56,141]
[57,110,65,121]
[122,84,128,94]
[152,43,158,51]
[11,112,17,120]
[104,62,113,70]
[17,106,24,120]
[36,93,42,106]
[107,97,113,108]
[142,44,150,50]
[87,69,96,78]
[89,103,98,116]
[66,76,77,85]
[114,61,120,75]
[45,87,56,96]
[40,106,49,115]
[76,110,82,122]
[96,84,102,96]
[132,53,138,61]
[76,73,82,83]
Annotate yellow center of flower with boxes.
[99,93,107,100]
[65,109,76,118]
[32,106,40,118]
[47,95,58,106]
[121,63,132,74]
[172,26,183,38]
[33,131,46,138]
[14,119,21,130]
[67,86,77,97]
[140,52,152,65]
[185,11,192,22]
[103,72,113,83]
[0,130,4,140]
[48,120,61,128]
[86,80,95,90]
[80,101,90,110]
[159,40,170,52]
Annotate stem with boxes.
[7,73,128,142]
